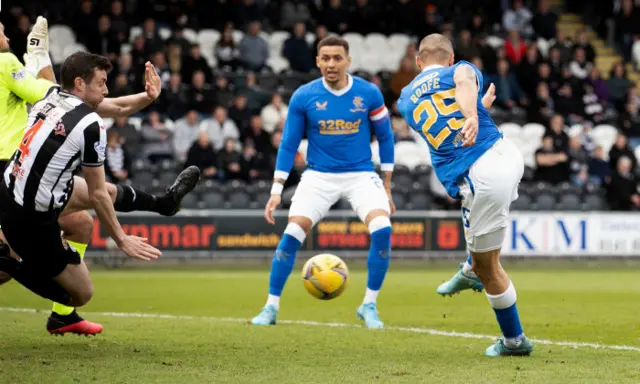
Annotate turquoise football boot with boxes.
[356,303,384,329]
[250,304,278,325]
[437,264,484,296]
[485,336,534,357]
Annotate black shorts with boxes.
[0,184,81,278]
[0,159,8,173]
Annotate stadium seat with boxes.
[49,44,65,65]
[413,164,432,177]
[182,28,198,43]
[568,124,584,137]
[62,43,87,60]
[157,172,178,187]
[267,56,290,73]
[633,40,640,69]
[224,179,248,196]
[392,174,413,188]
[592,124,618,152]
[342,33,365,54]
[158,27,172,41]
[129,26,143,42]
[557,181,583,197]
[232,30,244,44]
[499,122,521,140]
[394,164,411,176]
[201,192,225,209]
[198,29,221,47]
[388,34,411,51]
[522,166,534,181]
[305,32,316,46]
[634,146,640,162]
[132,171,155,187]
[332,198,351,210]
[365,33,388,52]
[228,192,251,208]
[132,159,153,173]
[511,194,532,211]
[558,194,581,211]
[49,25,75,46]
[486,36,505,49]
[521,123,546,142]
[245,180,270,197]
[393,194,408,210]
[409,194,431,209]
[257,73,280,89]
[394,141,422,170]
[180,193,200,209]
[536,37,551,58]
[253,191,271,207]
[158,159,177,172]
[535,193,556,210]
[582,194,604,210]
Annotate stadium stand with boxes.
[1,0,639,211]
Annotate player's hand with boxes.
[481,83,496,109]
[144,62,162,100]
[264,195,281,225]
[461,117,478,148]
[26,16,49,55]
[118,235,162,261]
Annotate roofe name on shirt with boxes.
[409,72,441,104]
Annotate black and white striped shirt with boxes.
[3,87,107,212]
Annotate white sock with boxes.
[363,288,379,304]
[266,294,280,311]
[461,260,476,278]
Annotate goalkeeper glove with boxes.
[24,16,52,77]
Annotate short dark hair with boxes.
[60,51,112,91]
[317,36,349,55]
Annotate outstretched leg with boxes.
[436,249,484,296]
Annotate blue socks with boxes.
[268,225,305,296]
[486,281,524,340]
[366,220,392,291]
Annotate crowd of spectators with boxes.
[2,0,640,210]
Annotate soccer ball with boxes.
[301,253,350,300]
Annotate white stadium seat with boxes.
[49,25,75,46]
[158,27,172,41]
[49,44,64,65]
[536,38,551,58]
[634,146,640,162]
[394,141,422,170]
[102,118,114,129]
[129,26,142,42]
[592,124,618,151]
[568,124,584,137]
[521,123,546,141]
[198,29,221,47]
[632,40,640,69]
[267,56,289,73]
[342,33,365,54]
[486,36,505,49]
[129,117,143,131]
[305,32,316,46]
[388,34,411,51]
[62,43,87,60]
[182,28,198,44]
[120,43,132,54]
[499,122,522,141]
[365,33,388,51]
[232,30,244,44]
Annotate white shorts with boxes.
[459,137,524,252]
[289,170,391,225]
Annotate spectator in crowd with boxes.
[588,146,612,185]
[260,93,288,134]
[572,29,596,64]
[503,0,533,39]
[569,47,592,80]
[607,62,633,111]
[391,56,419,99]
[167,27,192,56]
[239,72,270,111]
[608,156,640,210]
[183,44,213,84]
[568,135,590,186]
[130,35,148,71]
[185,131,218,179]
[109,0,128,40]
[160,73,189,121]
[216,24,240,71]
[151,51,171,88]
[142,17,164,53]
[218,138,244,181]
[242,115,272,154]
[554,83,584,125]
[141,111,174,163]
[517,45,542,97]
[490,59,526,111]
[505,30,527,65]
[471,57,490,91]
[93,15,120,62]
[283,22,314,73]
[110,116,141,155]
[551,30,573,63]
[259,129,302,188]
[615,0,639,62]
[213,76,236,108]
[322,0,349,34]
[531,0,557,40]
[240,140,262,181]
[455,30,481,63]
[547,114,570,152]
[238,21,269,71]
[588,67,609,104]
[348,0,379,35]
[201,106,240,151]
[167,44,183,74]
[188,70,215,115]
[468,13,488,37]
[580,121,596,153]
[535,135,570,184]
[582,84,605,123]
[113,53,140,93]
[104,130,131,185]
[173,110,201,164]
[609,133,638,171]
[527,82,555,125]
[72,0,99,53]
[537,62,559,93]
[619,102,640,147]
[228,94,253,134]
[110,73,135,98]
[312,25,329,55]
[280,0,312,30]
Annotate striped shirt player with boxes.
[0,86,105,280]
[250,36,396,330]
[4,86,106,213]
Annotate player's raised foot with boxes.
[157,166,201,216]
[485,336,534,357]
[250,305,278,325]
[437,265,484,296]
[47,310,103,336]
[356,303,384,329]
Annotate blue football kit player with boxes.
[251,36,396,328]
[398,34,533,356]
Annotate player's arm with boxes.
[369,88,395,198]
[1,53,54,105]
[453,64,480,147]
[23,16,56,83]
[80,116,160,261]
[96,62,161,118]
[264,90,306,224]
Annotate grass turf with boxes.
[0,265,638,383]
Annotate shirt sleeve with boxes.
[368,85,394,171]
[79,114,107,167]
[274,88,305,180]
[0,53,54,105]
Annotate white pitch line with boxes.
[1,307,639,353]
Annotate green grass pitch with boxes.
[0,264,638,383]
